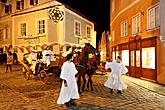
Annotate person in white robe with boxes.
[104,56,128,94]
[42,46,55,67]
[57,53,79,107]
[27,50,37,74]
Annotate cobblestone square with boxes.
[0,65,165,110]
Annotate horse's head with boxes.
[83,43,96,54]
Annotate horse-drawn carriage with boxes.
[20,50,61,81]
[20,43,100,94]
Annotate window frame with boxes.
[16,0,24,10]
[74,20,81,38]
[36,19,46,35]
[120,20,128,37]
[147,4,160,30]
[19,22,27,37]
[86,24,91,38]
[30,0,38,5]
[132,14,140,35]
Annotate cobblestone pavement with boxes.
[0,65,165,110]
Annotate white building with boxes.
[0,0,96,61]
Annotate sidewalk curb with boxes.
[125,75,165,96]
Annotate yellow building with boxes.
[0,0,96,61]
[110,0,165,85]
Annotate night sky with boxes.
[57,0,110,46]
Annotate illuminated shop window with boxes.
[142,47,155,69]
[122,50,129,66]
[131,51,134,66]
[136,50,140,67]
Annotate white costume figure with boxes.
[57,53,79,106]
[104,56,128,94]
[27,51,37,73]
[42,46,55,66]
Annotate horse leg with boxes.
[87,74,90,91]
[77,76,81,94]
[81,74,86,93]
[89,74,94,91]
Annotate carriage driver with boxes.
[42,46,56,67]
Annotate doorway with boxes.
[129,41,142,78]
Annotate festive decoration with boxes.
[129,35,141,41]
[48,7,64,23]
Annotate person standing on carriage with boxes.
[104,56,128,94]
[57,53,79,107]
[42,46,55,67]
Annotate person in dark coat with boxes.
[5,52,13,73]
[3,51,7,65]
[13,51,18,64]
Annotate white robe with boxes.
[57,61,79,104]
[104,62,128,91]
[42,50,55,66]
[27,52,37,72]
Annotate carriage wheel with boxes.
[39,70,47,81]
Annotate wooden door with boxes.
[129,41,142,78]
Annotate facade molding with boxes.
[110,0,140,26]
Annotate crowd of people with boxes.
[0,51,18,73]
[1,46,128,108]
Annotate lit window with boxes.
[148,5,160,29]
[74,20,81,37]
[37,20,45,34]
[86,25,91,38]
[16,0,24,10]
[121,20,128,37]
[20,23,26,36]
[30,0,38,5]
[132,14,140,35]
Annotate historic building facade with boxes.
[0,0,96,61]
[109,0,165,85]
